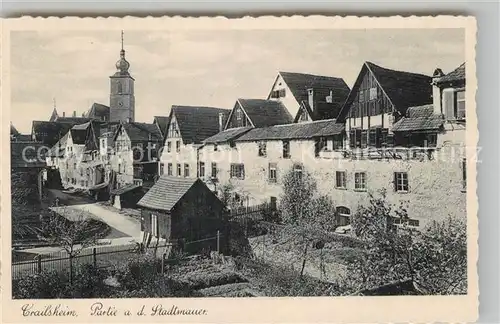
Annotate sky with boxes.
[10,28,465,133]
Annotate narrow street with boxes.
[46,189,141,238]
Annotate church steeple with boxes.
[114,30,130,75]
[109,31,135,123]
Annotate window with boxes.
[211,162,217,179]
[336,206,351,226]
[282,140,291,159]
[118,163,121,173]
[335,171,346,189]
[199,162,205,177]
[293,163,303,180]
[176,141,180,153]
[268,163,277,183]
[151,214,158,237]
[167,163,173,176]
[168,121,179,138]
[359,90,364,103]
[184,164,190,177]
[354,172,366,190]
[369,128,377,147]
[159,163,164,176]
[315,137,327,157]
[456,90,466,120]
[271,89,286,98]
[361,130,368,149]
[214,144,218,151]
[333,135,343,151]
[177,163,181,176]
[229,141,236,149]
[462,158,467,191]
[394,172,409,192]
[236,108,243,121]
[258,141,267,157]
[369,87,377,100]
[230,163,245,179]
[167,141,171,153]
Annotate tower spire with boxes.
[121,30,124,52]
[115,30,130,74]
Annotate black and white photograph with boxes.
[2,15,478,323]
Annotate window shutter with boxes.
[443,89,455,120]
[393,172,397,191]
[349,130,355,148]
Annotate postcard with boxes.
[1,15,478,323]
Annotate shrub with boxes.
[70,264,110,298]
[13,270,69,299]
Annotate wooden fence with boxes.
[12,234,224,280]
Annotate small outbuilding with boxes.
[137,176,227,253]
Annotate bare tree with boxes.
[37,208,108,282]
[279,165,336,277]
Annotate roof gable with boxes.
[277,71,351,107]
[153,116,170,137]
[227,99,293,129]
[294,100,343,122]
[338,62,433,120]
[113,122,162,143]
[171,105,230,144]
[49,108,59,122]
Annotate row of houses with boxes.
[157,62,467,228]
[19,45,467,230]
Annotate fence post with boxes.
[36,255,42,274]
[216,230,220,253]
[93,248,97,269]
[161,253,165,274]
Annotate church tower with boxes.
[109,31,135,123]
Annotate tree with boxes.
[37,208,109,283]
[279,165,336,277]
[349,191,467,295]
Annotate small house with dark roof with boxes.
[31,121,79,147]
[225,99,293,130]
[335,61,433,151]
[266,71,351,122]
[159,105,230,184]
[109,121,164,192]
[83,102,111,122]
[431,63,466,122]
[137,176,226,253]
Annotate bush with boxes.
[70,264,110,298]
[173,268,247,290]
[113,254,161,291]
[13,270,69,299]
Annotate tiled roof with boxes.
[365,62,433,113]
[338,62,433,120]
[137,176,199,211]
[203,127,253,144]
[295,100,343,122]
[121,122,163,142]
[12,134,33,142]
[11,142,47,168]
[84,103,110,119]
[172,105,230,144]
[278,72,350,107]
[392,105,444,132]
[56,117,92,124]
[437,63,466,84]
[32,121,76,147]
[70,128,88,145]
[153,116,170,137]
[236,119,344,142]
[71,122,91,130]
[237,99,293,128]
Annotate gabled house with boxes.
[224,99,292,130]
[336,61,433,151]
[153,116,170,139]
[110,121,163,190]
[267,71,350,122]
[159,105,230,181]
[138,176,226,252]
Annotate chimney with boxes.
[72,111,76,117]
[432,68,445,115]
[218,113,224,132]
[62,112,66,117]
[326,90,333,103]
[307,88,314,111]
